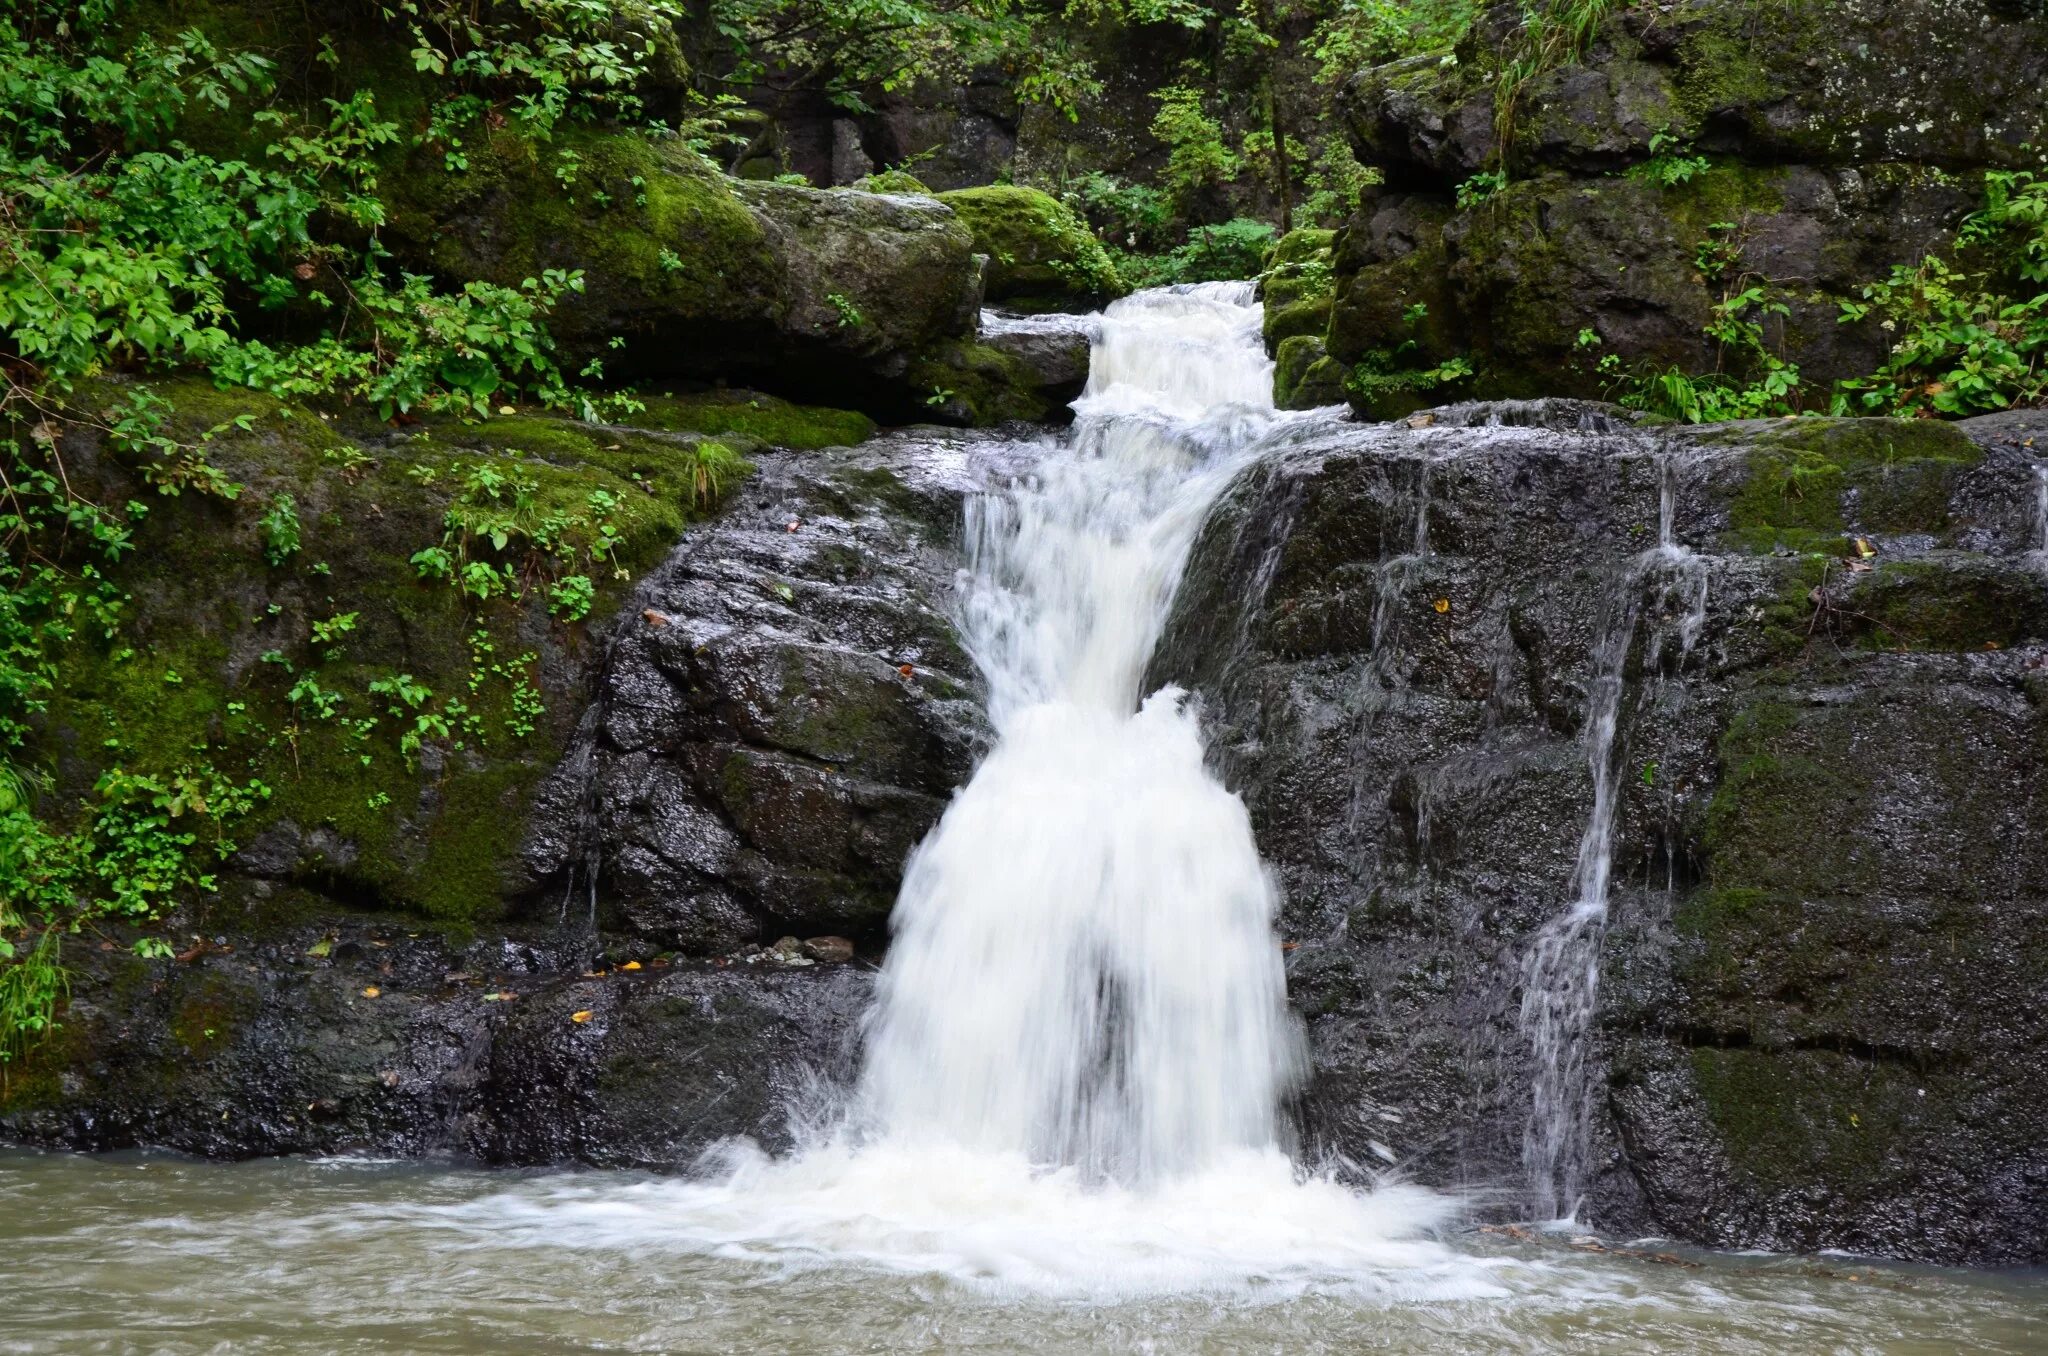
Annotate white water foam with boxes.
[461,284,1493,1299]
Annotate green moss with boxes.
[854,169,933,195]
[1704,418,1982,553]
[630,390,875,449]
[937,185,1126,309]
[1265,296,1332,348]
[169,974,247,1057]
[1690,1044,1921,1195]
[32,387,749,928]
[1668,0,1827,134]
[1846,557,2048,652]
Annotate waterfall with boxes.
[858,284,1301,1178]
[579,284,1489,1300]
[1517,453,1707,1223]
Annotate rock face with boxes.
[1320,0,2048,416]
[1151,400,2048,1264]
[522,431,993,953]
[0,921,871,1166]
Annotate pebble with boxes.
[801,936,856,964]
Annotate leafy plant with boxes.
[827,292,865,328]
[259,494,303,566]
[1629,131,1711,189]
[1456,170,1509,211]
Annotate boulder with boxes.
[522,429,992,952]
[936,186,1127,312]
[382,127,988,420]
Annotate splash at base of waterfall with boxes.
[475,1142,1492,1300]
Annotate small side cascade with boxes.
[2033,463,2048,557]
[1517,451,1708,1224]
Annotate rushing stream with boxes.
[8,286,2046,1351]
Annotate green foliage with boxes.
[1627,284,1803,423]
[827,292,865,328]
[1456,169,1508,211]
[1629,131,1712,189]
[1065,173,1174,253]
[0,758,269,1063]
[258,494,302,567]
[0,0,683,1058]
[1343,301,1473,410]
[1627,170,2048,424]
[1832,171,2048,417]
[1150,86,1240,210]
[1307,0,1482,75]
[397,0,686,138]
[1117,219,1278,287]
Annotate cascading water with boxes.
[1517,452,1708,1224]
[499,284,1492,1299]
[857,285,1302,1181]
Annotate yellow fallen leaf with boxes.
[1433,598,1451,614]
[620,960,642,971]
[571,1010,593,1024]
[362,986,381,998]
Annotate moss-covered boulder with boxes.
[936,185,1126,312]
[381,128,985,420]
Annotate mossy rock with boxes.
[379,126,980,418]
[1696,418,1983,553]
[1274,336,1349,410]
[28,379,745,928]
[937,185,1127,312]
[629,390,876,449]
[1844,555,2048,652]
[907,340,1059,426]
[854,169,934,196]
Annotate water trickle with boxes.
[2033,464,2048,555]
[1517,450,1708,1224]
[601,284,1481,1297]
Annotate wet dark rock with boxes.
[0,924,871,1169]
[1153,403,2048,1264]
[523,431,993,952]
[471,963,870,1167]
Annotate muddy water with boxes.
[4,1151,2043,1355]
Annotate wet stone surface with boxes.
[1151,399,2048,1264]
[523,431,1002,954]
